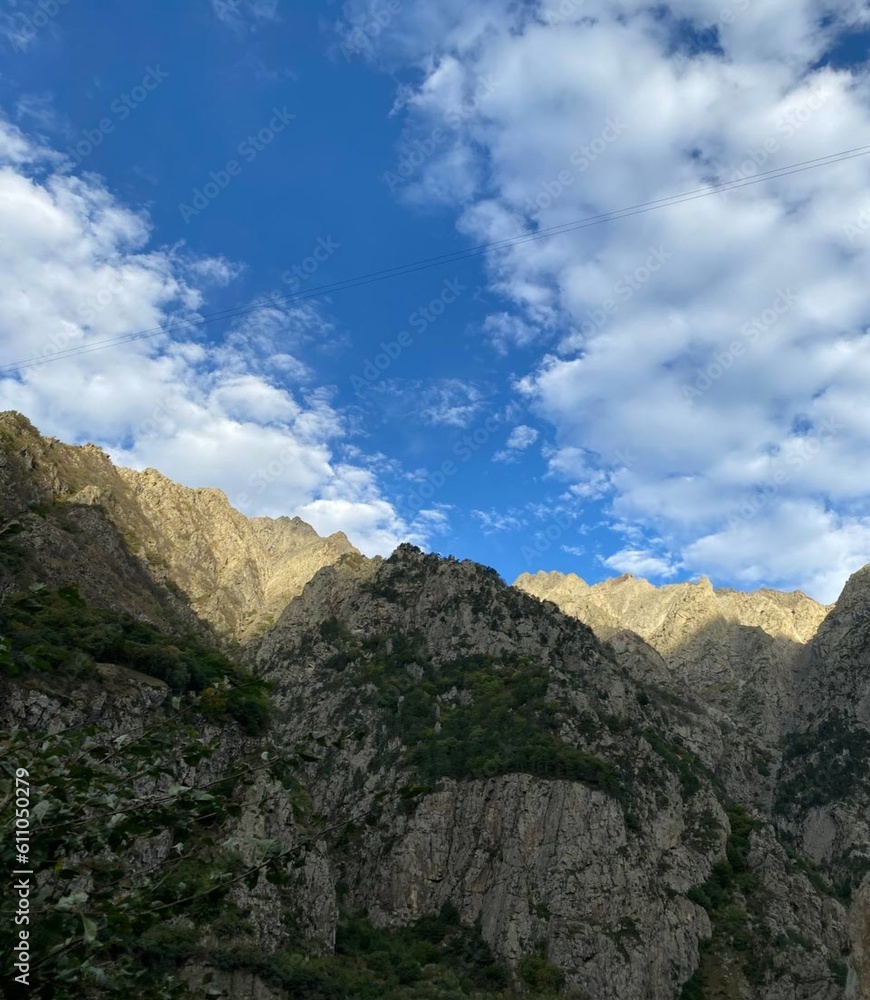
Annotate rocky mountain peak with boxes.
[0,411,358,637]
[2,413,870,999]
[514,568,832,745]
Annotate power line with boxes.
[3,142,869,375]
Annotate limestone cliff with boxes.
[251,547,862,999]
[514,570,830,743]
[0,410,357,637]
[1,417,869,1000]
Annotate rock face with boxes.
[515,567,870,996]
[777,565,870,913]
[515,571,830,745]
[0,410,357,637]
[252,547,864,999]
[797,564,870,730]
[1,415,869,999]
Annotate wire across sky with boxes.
[2,141,869,375]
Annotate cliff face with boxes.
[515,566,870,996]
[251,547,862,999]
[1,415,869,1000]
[778,565,870,937]
[514,570,830,743]
[0,410,356,637]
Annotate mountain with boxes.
[0,413,868,1000]
[0,410,357,637]
[514,571,830,745]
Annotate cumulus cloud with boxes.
[601,548,680,580]
[506,424,537,448]
[0,113,418,558]
[352,0,870,600]
[493,423,538,462]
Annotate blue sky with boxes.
[2,0,870,602]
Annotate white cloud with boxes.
[186,255,245,287]
[472,508,527,534]
[682,500,870,603]
[296,464,435,554]
[0,113,420,560]
[0,116,59,166]
[419,378,485,427]
[601,548,680,580]
[353,0,870,601]
[506,424,538,449]
[211,0,279,29]
[493,422,538,462]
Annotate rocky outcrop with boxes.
[514,570,829,742]
[772,565,870,918]
[0,410,357,637]
[796,564,870,730]
[2,416,869,999]
[0,663,338,986]
[516,568,870,996]
[252,547,860,999]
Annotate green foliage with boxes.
[640,730,707,799]
[678,965,704,1000]
[319,617,352,643]
[683,804,764,993]
[687,808,721,852]
[778,841,849,904]
[341,636,622,796]
[518,954,564,993]
[0,585,270,733]
[828,958,848,988]
[776,717,870,815]
[0,709,321,998]
[0,519,26,570]
[207,904,569,999]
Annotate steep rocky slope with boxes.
[251,548,860,999]
[775,565,870,962]
[515,571,830,743]
[0,410,356,637]
[516,566,870,996]
[1,418,868,999]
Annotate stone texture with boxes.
[3,414,870,999]
[0,410,357,637]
